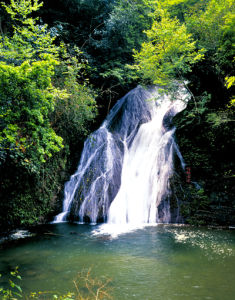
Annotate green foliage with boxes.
[0,267,23,299]
[225,75,235,89]
[225,74,235,107]
[0,0,58,63]
[0,0,97,230]
[174,100,235,226]
[164,0,235,226]
[93,0,153,85]
[38,0,153,91]
[206,110,235,127]
[180,180,235,226]
[0,0,67,172]
[181,186,211,226]
[2,0,43,19]
[0,268,112,300]
[185,0,234,87]
[52,45,97,146]
[133,4,204,86]
[0,59,65,171]
[185,0,234,51]
[0,0,234,230]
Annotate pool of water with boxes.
[0,224,235,299]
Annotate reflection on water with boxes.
[0,224,235,300]
[166,227,234,258]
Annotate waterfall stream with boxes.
[53,86,187,231]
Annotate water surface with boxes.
[0,224,235,300]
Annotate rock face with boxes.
[54,85,187,224]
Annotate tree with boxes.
[184,0,234,85]
[0,0,97,230]
[133,5,204,87]
[0,0,58,63]
[91,0,153,85]
[51,44,97,147]
[0,0,68,172]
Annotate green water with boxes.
[0,224,235,300]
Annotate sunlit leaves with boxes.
[225,76,235,89]
[134,7,204,85]
[225,75,235,106]
[0,0,65,172]
[185,0,234,51]
[0,59,64,168]
[2,0,43,20]
[52,45,97,145]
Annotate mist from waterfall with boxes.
[53,85,187,235]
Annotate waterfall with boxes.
[53,85,187,227]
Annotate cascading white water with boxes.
[53,85,187,229]
[108,101,175,224]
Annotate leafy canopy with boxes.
[133,5,204,86]
[184,0,234,106]
[0,0,58,63]
[0,0,66,172]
